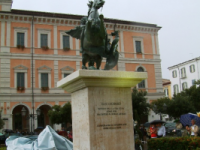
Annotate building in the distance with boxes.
[162,79,172,99]
[168,56,200,95]
[0,0,163,131]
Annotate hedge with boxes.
[148,137,200,150]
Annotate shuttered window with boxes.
[192,79,196,85]
[172,70,177,78]
[63,35,70,49]
[41,73,48,88]
[138,80,145,88]
[164,88,169,97]
[182,82,188,90]
[190,65,195,73]
[17,73,25,87]
[41,34,48,47]
[17,33,24,46]
[181,68,186,78]
[64,73,70,78]
[173,84,179,95]
[135,41,142,53]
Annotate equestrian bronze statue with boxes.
[66,0,119,70]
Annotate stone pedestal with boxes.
[57,70,147,150]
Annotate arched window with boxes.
[137,67,145,88]
[137,67,144,72]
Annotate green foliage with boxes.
[151,97,171,114]
[148,137,200,150]
[175,82,200,112]
[167,96,195,119]
[152,82,199,119]
[48,102,72,125]
[61,102,72,124]
[132,88,151,139]
[0,118,4,129]
[132,87,151,121]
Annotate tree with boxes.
[150,97,171,114]
[132,88,151,139]
[167,95,195,119]
[48,102,72,125]
[61,102,72,124]
[132,87,151,123]
[0,118,4,129]
[48,105,62,124]
[175,80,200,112]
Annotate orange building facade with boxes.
[0,1,164,131]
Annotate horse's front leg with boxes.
[95,55,102,70]
[82,53,90,69]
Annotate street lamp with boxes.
[21,107,41,132]
[153,103,167,120]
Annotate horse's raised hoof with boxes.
[82,65,87,69]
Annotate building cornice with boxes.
[168,56,200,70]
[0,10,161,33]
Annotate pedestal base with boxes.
[57,70,147,150]
[72,87,134,150]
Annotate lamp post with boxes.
[153,103,167,120]
[21,107,41,132]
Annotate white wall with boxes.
[169,58,200,95]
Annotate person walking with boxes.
[157,123,166,138]
[190,119,199,137]
[182,125,190,137]
[149,124,157,138]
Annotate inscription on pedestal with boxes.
[95,102,128,130]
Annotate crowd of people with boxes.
[3,127,73,142]
[139,119,199,140]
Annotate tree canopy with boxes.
[151,81,200,119]
[132,87,151,123]
[48,102,72,125]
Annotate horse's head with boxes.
[93,0,105,9]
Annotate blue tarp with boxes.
[6,125,73,150]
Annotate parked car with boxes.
[164,122,182,137]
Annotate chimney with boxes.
[0,0,12,12]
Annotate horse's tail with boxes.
[104,50,119,70]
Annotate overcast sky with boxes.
[12,0,200,79]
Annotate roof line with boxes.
[168,56,200,69]
[0,9,161,29]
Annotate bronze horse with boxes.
[66,0,119,70]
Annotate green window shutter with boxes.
[41,73,48,87]
[41,34,43,47]
[193,65,195,72]
[17,33,24,46]
[189,66,192,73]
[21,33,24,46]
[17,33,20,45]
[63,35,70,49]
[17,73,24,87]
[135,41,141,53]
[41,34,48,47]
